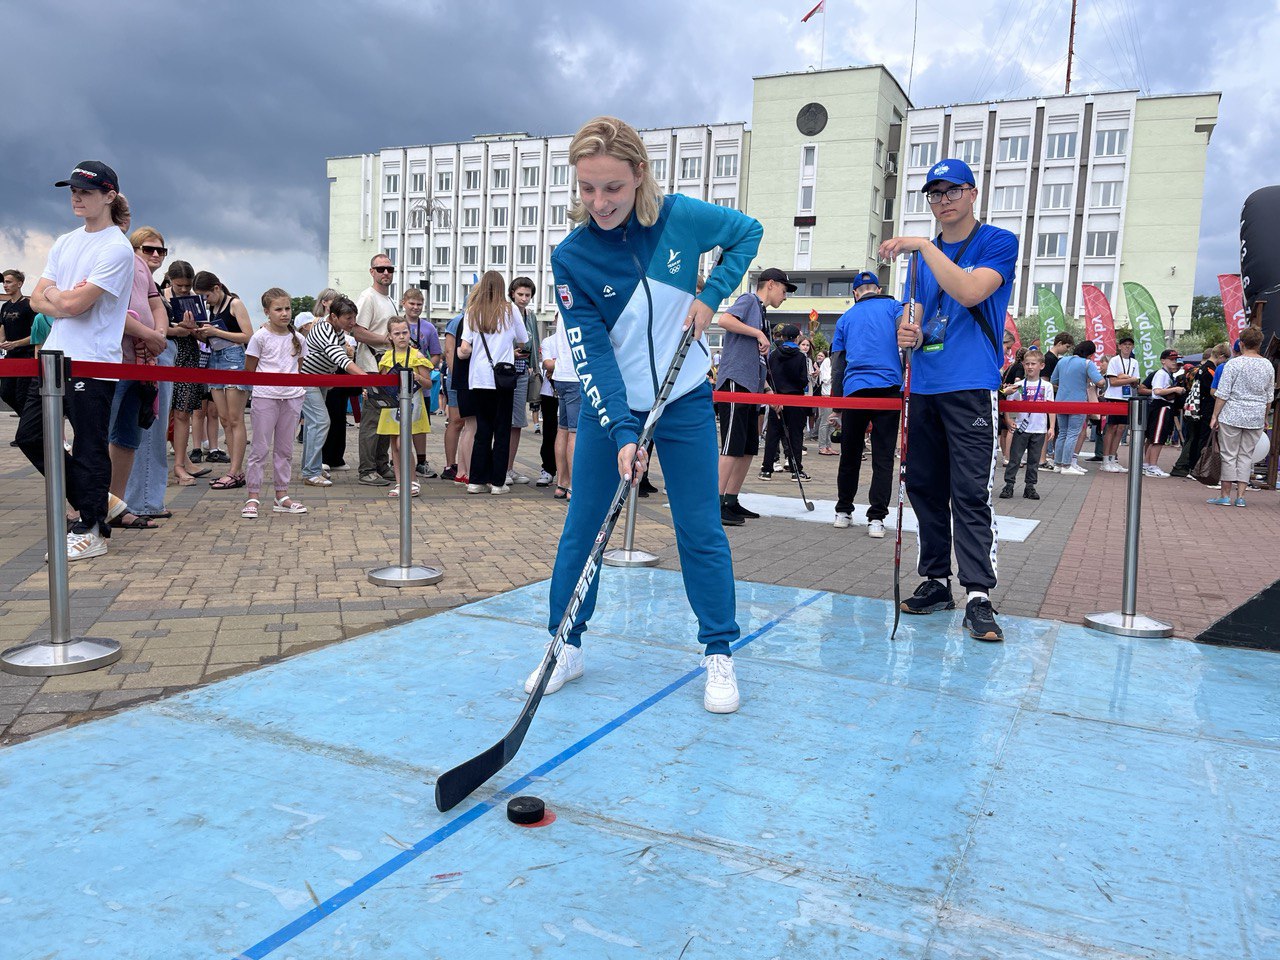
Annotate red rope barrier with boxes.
[0,357,396,388]
[711,389,1127,417]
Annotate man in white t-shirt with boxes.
[20,161,135,560]
[353,254,396,485]
[1100,336,1140,473]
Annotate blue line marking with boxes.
[237,590,825,958]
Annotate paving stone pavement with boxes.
[0,414,1271,745]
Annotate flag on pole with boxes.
[1003,313,1020,367]
[802,0,825,22]
[1218,274,1246,342]
[1122,281,1167,380]
[1035,286,1067,347]
[1081,284,1118,358]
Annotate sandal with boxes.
[188,467,212,479]
[173,474,196,487]
[388,483,420,498]
[273,496,307,515]
[554,486,568,500]
[139,511,173,520]
[241,498,259,519]
[109,514,159,530]
[210,473,245,490]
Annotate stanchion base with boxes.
[603,549,659,568]
[367,565,445,588]
[1,637,122,677]
[1083,611,1175,639]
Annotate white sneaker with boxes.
[490,484,511,495]
[524,642,584,695]
[507,471,531,485]
[833,512,852,529]
[66,530,107,562]
[1114,461,1129,473]
[1145,466,1169,478]
[1063,464,1089,475]
[466,483,488,494]
[1100,461,1121,473]
[536,469,553,487]
[703,654,740,714]
[1041,462,1057,473]
[868,519,886,538]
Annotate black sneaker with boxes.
[999,483,1014,499]
[720,504,745,526]
[901,579,955,615]
[1024,486,1040,500]
[963,596,1004,642]
[441,465,457,481]
[758,470,773,481]
[208,449,230,464]
[190,449,204,464]
[791,471,812,482]
[729,500,760,519]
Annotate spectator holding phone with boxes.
[193,270,254,489]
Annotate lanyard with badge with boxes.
[1117,356,1135,397]
[922,222,982,352]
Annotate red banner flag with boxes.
[802,0,825,22]
[1081,284,1118,360]
[1218,273,1246,343]
[1003,313,1020,367]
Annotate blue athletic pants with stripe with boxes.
[548,380,739,656]
[905,389,999,592]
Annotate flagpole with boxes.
[820,3,826,69]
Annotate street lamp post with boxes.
[1167,303,1179,346]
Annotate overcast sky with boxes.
[1,0,1270,319]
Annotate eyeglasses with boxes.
[141,245,168,256]
[373,266,395,274]
[925,185,972,204]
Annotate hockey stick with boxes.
[435,322,698,812]
[763,365,814,511]
[890,251,919,642]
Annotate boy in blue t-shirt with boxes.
[880,158,1019,642]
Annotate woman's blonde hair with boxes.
[465,271,512,335]
[567,116,663,228]
[129,226,164,251]
[313,287,339,318]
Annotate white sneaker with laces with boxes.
[66,530,107,561]
[507,471,531,485]
[490,484,511,495]
[536,469,553,487]
[1100,461,1120,473]
[868,519,886,538]
[833,512,852,529]
[703,654,739,714]
[466,483,488,494]
[1063,464,1089,475]
[524,642,584,694]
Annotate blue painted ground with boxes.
[2,570,1278,959]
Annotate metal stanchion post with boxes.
[368,368,444,588]
[603,483,658,567]
[2,352,122,675]
[1084,396,1174,638]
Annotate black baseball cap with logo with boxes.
[54,161,120,193]
[758,267,798,292]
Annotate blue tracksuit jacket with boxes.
[550,193,763,451]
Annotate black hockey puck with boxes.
[506,795,545,825]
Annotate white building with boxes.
[328,123,749,323]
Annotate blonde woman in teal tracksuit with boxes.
[527,116,762,714]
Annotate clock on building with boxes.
[796,102,828,136]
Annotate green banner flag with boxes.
[1123,281,1166,380]
[1036,286,1067,347]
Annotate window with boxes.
[520,205,538,227]
[384,173,400,194]
[1036,282,1064,302]
[436,170,453,193]
[954,139,981,165]
[1085,231,1118,257]
[998,135,1029,162]
[435,208,451,230]
[872,187,881,216]
[462,206,479,228]
[521,165,539,187]
[434,284,449,304]
[905,190,929,214]
[408,246,423,267]
[800,185,814,212]
[490,244,507,266]
[1036,232,1067,258]
[797,229,812,256]
[461,245,478,266]
[460,283,472,304]
[713,197,736,208]
[991,185,1025,211]
[828,280,852,298]
[408,208,425,230]
[434,246,449,267]
[491,205,509,227]
[650,158,667,182]
[884,196,895,220]
[383,210,398,230]
[464,169,481,190]
[810,282,824,297]
[1041,183,1072,209]
[491,167,510,190]
[868,233,878,261]
[875,138,885,166]
[383,247,397,265]
[1092,180,1122,207]
[1045,131,1077,160]
[1095,129,1128,157]
[519,244,537,266]
[714,153,738,178]
[680,156,702,180]
[802,145,816,173]
[409,172,425,193]
[550,204,567,226]
[908,142,937,168]
[551,163,570,186]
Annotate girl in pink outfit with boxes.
[242,288,308,519]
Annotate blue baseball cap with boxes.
[921,158,976,191]
[852,271,881,289]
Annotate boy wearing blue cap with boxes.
[879,158,1019,641]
